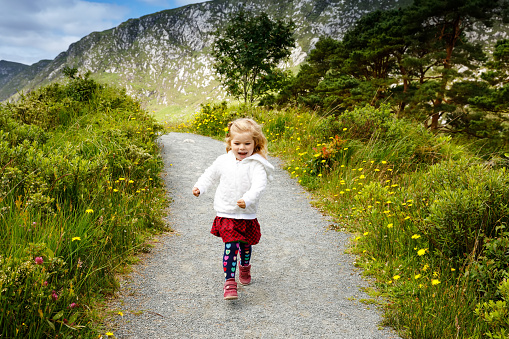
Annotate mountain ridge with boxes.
[2,0,505,118]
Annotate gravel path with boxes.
[109,132,401,338]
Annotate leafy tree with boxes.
[444,39,509,151]
[278,0,508,124]
[212,11,295,104]
[406,0,508,129]
[274,37,341,106]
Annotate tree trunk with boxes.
[430,17,461,130]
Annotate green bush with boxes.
[0,73,167,337]
[189,101,239,137]
[469,233,509,300]
[415,159,509,262]
[302,105,450,178]
[475,279,509,339]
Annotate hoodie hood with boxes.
[243,153,275,182]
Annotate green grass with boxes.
[0,73,168,337]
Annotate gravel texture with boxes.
[108,132,401,338]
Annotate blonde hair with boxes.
[225,118,268,158]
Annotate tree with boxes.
[212,11,295,104]
[407,0,509,129]
[445,39,509,150]
[278,9,411,113]
[274,37,341,106]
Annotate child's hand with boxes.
[192,187,200,197]
[237,199,246,209]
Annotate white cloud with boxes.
[0,0,128,65]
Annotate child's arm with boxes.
[240,162,267,208]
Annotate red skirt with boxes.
[211,217,261,245]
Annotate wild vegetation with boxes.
[0,68,168,337]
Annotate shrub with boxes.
[475,279,509,339]
[414,159,509,262]
[468,233,509,300]
[190,101,237,137]
[0,73,167,337]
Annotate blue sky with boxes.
[0,0,205,65]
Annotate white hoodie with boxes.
[194,151,274,219]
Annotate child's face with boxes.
[231,132,255,161]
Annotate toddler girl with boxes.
[192,118,274,300]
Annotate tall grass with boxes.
[0,74,168,337]
[175,102,509,339]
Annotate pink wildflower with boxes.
[35,257,43,265]
[51,291,58,301]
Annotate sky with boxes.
[0,0,205,65]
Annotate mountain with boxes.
[0,0,505,118]
[0,61,29,88]
[0,60,52,100]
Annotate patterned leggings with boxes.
[223,242,252,280]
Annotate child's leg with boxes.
[238,242,252,285]
[239,242,252,266]
[223,242,240,280]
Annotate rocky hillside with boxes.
[2,0,504,118]
[0,61,28,88]
[0,60,51,98]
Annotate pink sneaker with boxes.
[239,264,251,285]
[223,278,238,300]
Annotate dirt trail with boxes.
[109,132,400,338]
